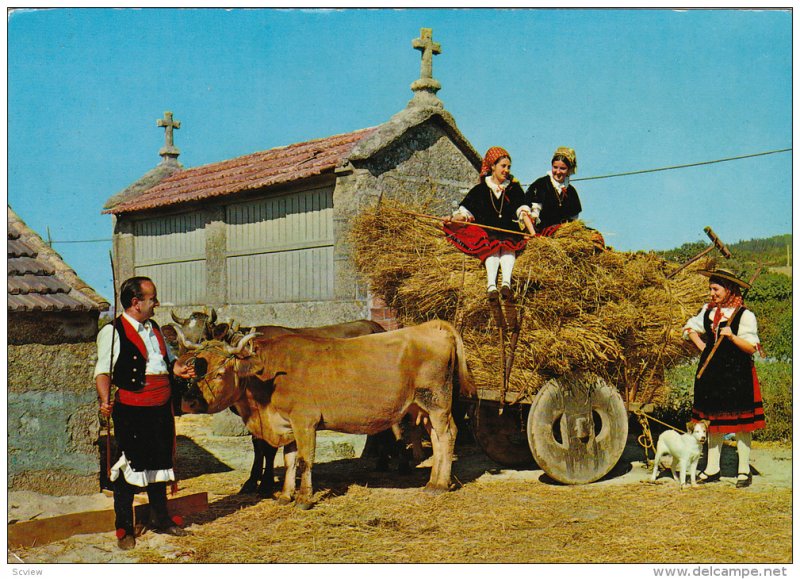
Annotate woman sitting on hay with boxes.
[524,146,583,235]
[443,146,536,302]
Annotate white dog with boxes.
[650,420,710,488]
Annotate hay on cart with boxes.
[350,199,709,405]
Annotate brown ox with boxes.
[170,314,389,495]
[177,319,474,508]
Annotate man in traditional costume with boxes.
[443,146,536,301]
[95,276,195,549]
[683,268,765,488]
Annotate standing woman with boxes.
[683,268,765,488]
[444,146,535,301]
[525,147,582,235]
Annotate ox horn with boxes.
[171,310,189,326]
[174,325,203,351]
[223,331,260,356]
[210,307,218,324]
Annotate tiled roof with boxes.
[8,207,109,313]
[106,127,378,215]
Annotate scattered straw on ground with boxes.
[133,480,791,564]
[349,199,709,404]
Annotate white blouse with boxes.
[682,304,760,347]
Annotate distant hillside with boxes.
[656,233,792,271]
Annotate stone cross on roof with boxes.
[409,28,443,109]
[157,111,181,164]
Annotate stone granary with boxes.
[104,29,481,329]
[8,206,110,495]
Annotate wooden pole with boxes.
[696,267,763,380]
[397,209,530,238]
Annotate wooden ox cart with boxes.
[465,373,631,485]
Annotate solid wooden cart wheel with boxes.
[469,402,535,468]
[527,375,628,484]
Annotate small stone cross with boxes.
[412,28,441,81]
[157,111,181,158]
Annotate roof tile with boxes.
[107,127,378,214]
[7,207,109,313]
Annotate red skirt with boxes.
[692,365,766,434]
[443,223,528,263]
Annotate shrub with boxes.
[653,359,792,443]
[747,271,792,302]
[751,299,792,361]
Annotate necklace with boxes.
[488,180,505,218]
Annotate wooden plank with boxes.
[7,492,208,548]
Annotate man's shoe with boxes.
[500,284,513,300]
[736,473,753,488]
[116,529,135,550]
[487,287,499,302]
[160,525,188,536]
[149,515,188,536]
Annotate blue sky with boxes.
[7,8,792,302]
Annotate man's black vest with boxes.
[111,316,170,392]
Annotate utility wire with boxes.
[46,148,791,245]
[571,148,791,182]
[50,238,112,244]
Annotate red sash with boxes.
[117,375,171,406]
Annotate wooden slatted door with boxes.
[133,212,207,305]
[225,186,334,303]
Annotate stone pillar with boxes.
[204,206,227,306]
[113,216,136,288]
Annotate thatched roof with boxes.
[7,206,109,313]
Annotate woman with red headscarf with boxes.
[444,147,535,301]
[683,268,765,488]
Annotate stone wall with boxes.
[333,121,477,303]
[8,341,101,495]
[8,311,99,345]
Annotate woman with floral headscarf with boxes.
[683,268,765,488]
[443,147,535,301]
[525,147,583,235]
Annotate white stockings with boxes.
[705,432,724,474]
[485,249,516,289]
[705,430,752,477]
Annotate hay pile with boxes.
[350,200,709,404]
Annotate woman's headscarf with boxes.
[479,146,511,179]
[551,147,578,175]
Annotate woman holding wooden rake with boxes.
[443,146,535,301]
[682,268,765,488]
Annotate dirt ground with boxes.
[7,413,793,565]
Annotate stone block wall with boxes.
[8,340,101,495]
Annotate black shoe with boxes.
[736,472,753,488]
[487,287,499,302]
[116,529,135,550]
[500,284,513,300]
[697,470,721,484]
[149,516,188,536]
